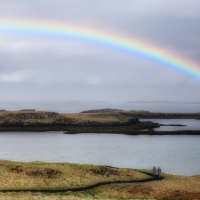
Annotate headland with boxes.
[0,108,200,134]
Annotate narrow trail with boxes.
[0,172,163,194]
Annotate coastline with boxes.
[1,127,200,135]
[0,109,200,134]
[0,108,199,199]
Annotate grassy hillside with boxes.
[0,160,199,199]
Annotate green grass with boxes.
[0,160,148,190]
[0,160,199,199]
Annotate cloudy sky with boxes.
[0,0,200,103]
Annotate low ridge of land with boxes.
[0,109,200,134]
[81,108,200,119]
[0,110,157,132]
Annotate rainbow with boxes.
[0,19,200,80]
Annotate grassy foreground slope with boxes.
[0,160,199,199]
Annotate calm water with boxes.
[140,119,200,131]
[0,132,199,176]
[1,101,200,113]
[1,102,200,176]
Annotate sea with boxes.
[1,100,200,113]
[0,132,199,176]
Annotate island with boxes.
[0,108,200,134]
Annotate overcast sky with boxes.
[0,0,200,103]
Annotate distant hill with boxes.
[80,108,200,119]
[81,108,125,113]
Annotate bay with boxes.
[140,119,200,131]
[0,132,199,176]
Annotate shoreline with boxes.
[1,125,200,135]
[0,159,198,176]
[0,109,200,134]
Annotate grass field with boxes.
[0,160,199,199]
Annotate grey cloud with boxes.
[0,0,200,102]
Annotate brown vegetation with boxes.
[0,160,199,199]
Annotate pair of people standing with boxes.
[153,166,161,177]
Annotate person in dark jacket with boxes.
[153,166,157,177]
[157,167,161,178]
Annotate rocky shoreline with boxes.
[0,109,200,134]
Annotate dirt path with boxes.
[0,172,163,194]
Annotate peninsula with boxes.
[0,108,200,134]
